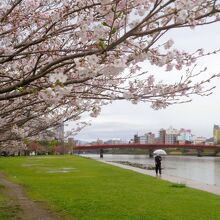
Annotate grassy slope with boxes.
[0,155,220,220]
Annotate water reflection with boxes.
[163,156,216,185]
[81,154,220,186]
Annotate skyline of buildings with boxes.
[75,124,220,145]
[132,126,207,145]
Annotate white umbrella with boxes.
[153,149,167,155]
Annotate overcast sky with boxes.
[69,22,220,142]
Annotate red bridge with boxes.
[75,143,220,150]
[74,143,220,157]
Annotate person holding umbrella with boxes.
[153,149,166,176]
[155,154,162,176]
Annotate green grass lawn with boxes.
[0,184,21,220]
[0,185,10,220]
[0,155,220,220]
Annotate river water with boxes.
[81,154,220,186]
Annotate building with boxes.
[213,124,220,144]
[159,129,166,144]
[206,137,214,145]
[133,134,140,143]
[193,136,206,145]
[133,132,155,144]
[146,132,155,144]
[104,138,126,145]
[177,129,194,144]
[96,138,104,144]
[165,126,179,144]
[139,135,147,144]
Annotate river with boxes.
[80,154,220,186]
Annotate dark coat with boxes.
[155,155,162,165]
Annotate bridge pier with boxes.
[149,149,154,158]
[100,149,104,158]
[197,149,203,157]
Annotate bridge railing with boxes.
[74,143,220,151]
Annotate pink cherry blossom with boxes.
[0,0,220,147]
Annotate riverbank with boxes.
[1,155,220,220]
[99,159,220,196]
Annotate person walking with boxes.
[155,154,162,176]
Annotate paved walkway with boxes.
[99,160,220,196]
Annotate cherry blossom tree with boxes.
[0,0,220,149]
